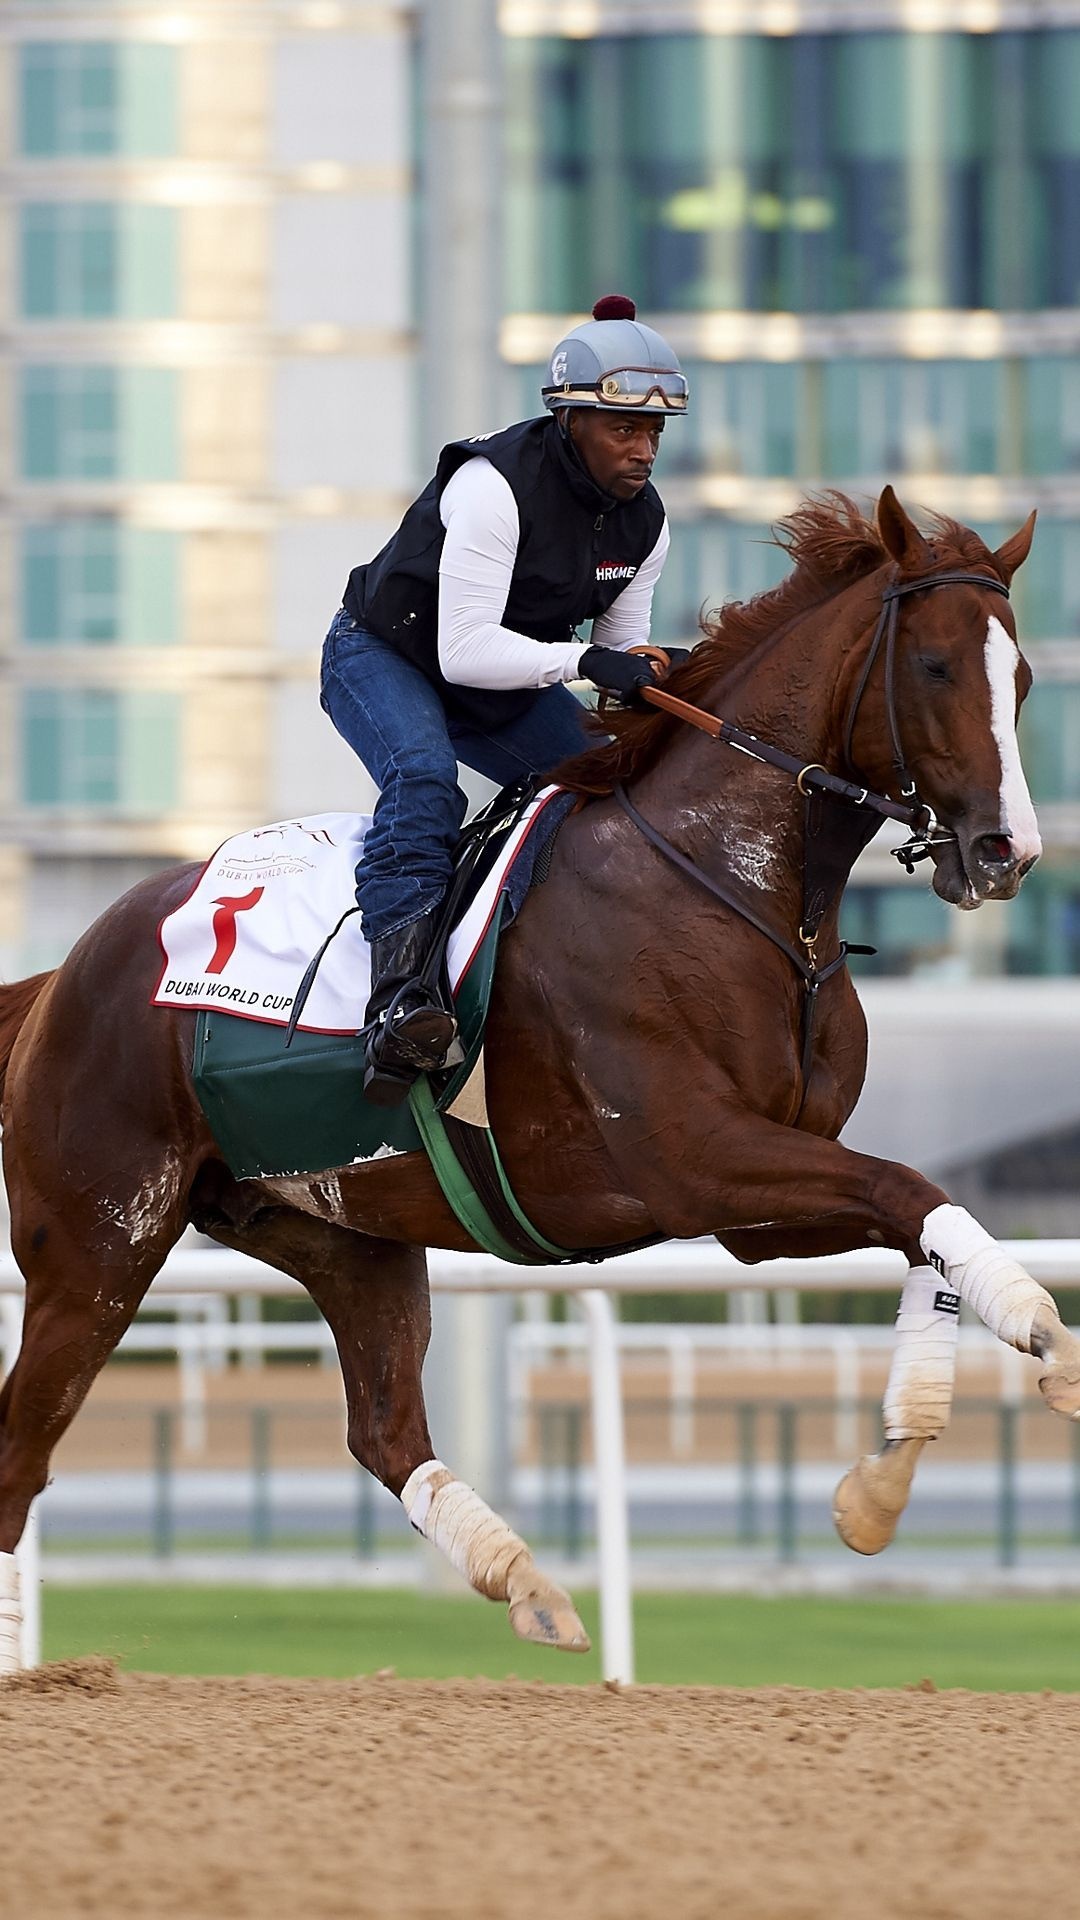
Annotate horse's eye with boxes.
[919,655,950,683]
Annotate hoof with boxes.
[508,1583,591,1653]
[832,1440,923,1556]
[1034,1314,1080,1419]
[1038,1367,1080,1420]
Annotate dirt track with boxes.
[2,1662,1077,1919]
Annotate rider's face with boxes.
[567,409,665,501]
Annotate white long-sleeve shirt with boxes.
[436,456,670,691]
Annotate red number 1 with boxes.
[207,887,264,974]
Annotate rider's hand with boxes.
[577,645,660,709]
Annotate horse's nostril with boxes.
[976,833,1014,866]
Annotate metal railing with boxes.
[33,1391,1080,1581]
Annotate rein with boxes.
[637,685,918,821]
[615,565,1012,1116]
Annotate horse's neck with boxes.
[710,578,871,762]
[630,584,876,909]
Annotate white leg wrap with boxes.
[883,1264,960,1441]
[0,1551,22,1676]
[401,1460,529,1601]
[921,1203,1056,1353]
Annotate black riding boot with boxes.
[362,910,458,1108]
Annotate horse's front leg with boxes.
[197,1200,590,1654]
[832,1264,960,1554]
[643,1113,1080,1541]
[720,1220,962,1552]
[833,1213,1080,1548]
[920,1204,1080,1419]
[690,1117,1077,1399]
[836,1209,1080,1545]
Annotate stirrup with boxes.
[362,1053,418,1110]
[361,987,457,1109]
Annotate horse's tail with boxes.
[0,973,54,1106]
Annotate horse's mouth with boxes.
[930,832,1036,910]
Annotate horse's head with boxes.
[851,486,1041,910]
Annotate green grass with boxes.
[41,1586,1080,1691]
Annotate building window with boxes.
[649,518,788,645]
[22,367,116,480]
[822,359,1002,478]
[20,203,178,320]
[20,522,179,647]
[977,518,1080,640]
[842,885,954,978]
[505,29,1080,314]
[1020,683,1080,804]
[998,867,1080,975]
[21,204,114,318]
[19,42,178,158]
[1022,359,1080,477]
[21,689,180,811]
[20,367,180,482]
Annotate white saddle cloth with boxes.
[153,792,560,1034]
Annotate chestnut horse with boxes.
[1,487,1077,1672]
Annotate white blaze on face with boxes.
[984,615,1042,865]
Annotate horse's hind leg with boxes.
[197,1202,589,1653]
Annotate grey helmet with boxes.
[542,295,689,416]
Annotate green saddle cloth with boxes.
[193,896,507,1183]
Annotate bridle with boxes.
[612,564,1013,1111]
[840,568,1011,872]
[629,564,1012,873]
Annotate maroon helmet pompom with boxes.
[592,294,636,321]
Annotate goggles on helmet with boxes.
[542,366,690,413]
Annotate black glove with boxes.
[663,646,693,671]
[577,645,658,708]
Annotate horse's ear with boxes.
[876,485,933,569]
[993,510,1037,585]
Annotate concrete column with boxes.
[417,0,503,461]
[414,6,513,1588]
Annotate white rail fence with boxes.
[3,1241,1080,1684]
[0,1312,1032,1464]
[509,1318,1033,1461]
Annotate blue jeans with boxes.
[320,608,592,938]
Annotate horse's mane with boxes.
[556,492,997,798]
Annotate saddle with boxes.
[191,781,580,1263]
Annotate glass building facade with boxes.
[502,16,1080,978]
[2,8,415,974]
[3,5,1078,983]
[504,30,1080,315]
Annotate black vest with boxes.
[342,415,665,730]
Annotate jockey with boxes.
[320,294,690,1105]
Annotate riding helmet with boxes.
[542,295,689,416]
